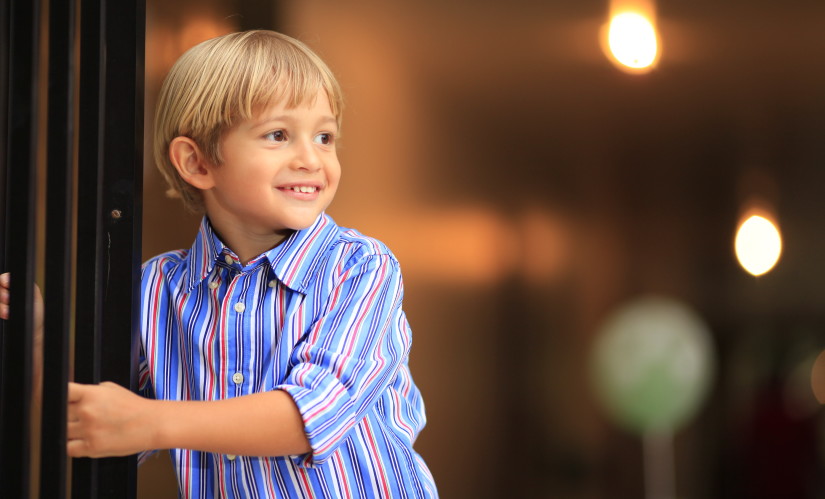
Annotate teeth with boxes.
[290,186,317,193]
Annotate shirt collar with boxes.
[184,217,225,292]
[265,213,338,293]
[184,214,338,294]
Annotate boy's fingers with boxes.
[67,382,85,403]
[0,273,9,287]
[66,394,81,421]
[66,420,82,439]
[66,438,90,458]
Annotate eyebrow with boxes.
[251,115,338,129]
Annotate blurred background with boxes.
[139,1,825,497]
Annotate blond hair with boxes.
[153,30,343,213]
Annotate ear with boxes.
[169,136,215,190]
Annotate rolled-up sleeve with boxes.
[276,253,411,466]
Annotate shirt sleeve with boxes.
[137,346,154,399]
[275,253,412,466]
[137,268,157,465]
[137,264,157,465]
[138,259,159,401]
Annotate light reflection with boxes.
[734,214,782,276]
[811,350,825,405]
[361,207,519,285]
[352,206,572,286]
[145,15,235,83]
[784,351,821,419]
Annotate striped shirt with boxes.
[139,214,436,498]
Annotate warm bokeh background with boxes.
[139,1,825,497]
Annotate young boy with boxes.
[3,30,436,498]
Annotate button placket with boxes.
[222,273,245,401]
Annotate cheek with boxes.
[329,163,342,185]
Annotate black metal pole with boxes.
[73,0,144,496]
[97,0,144,492]
[73,0,105,494]
[0,0,41,497]
[0,0,9,419]
[0,0,8,282]
[40,0,77,496]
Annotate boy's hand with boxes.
[0,272,44,332]
[1,273,44,397]
[0,273,7,320]
[67,381,155,458]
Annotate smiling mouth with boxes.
[283,186,318,193]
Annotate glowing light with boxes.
[607,12,659,71]
[734,214,782,276]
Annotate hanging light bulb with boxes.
[734,213,782,276]
[602,0,661,73]
[608,13,659,69]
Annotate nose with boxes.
[290,139,321,172]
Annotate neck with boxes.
[206,216,292,266]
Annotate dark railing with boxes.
[0,0,145,497]
[41,0,77,497]
[0,0,40,496]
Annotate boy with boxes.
[2,30,436,498]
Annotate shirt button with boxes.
[227,454,236,461]
[268,279,277,288]
[208,281,219,290]
[234,302,245,313]
[224,254,233,265]
[232,372,244,384]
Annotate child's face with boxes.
[204,90,340,238]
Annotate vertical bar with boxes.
[0,0,9,413]
[40,0,77,496]
[74,0,104,387]
[0,0,40,496]
[97,0,144,493]
[99,0,145,498]
[0,0,8,275]
[72,0,104,493]
[73,0,144,496]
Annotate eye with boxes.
[314,133,334,146]
[264,130,286,142]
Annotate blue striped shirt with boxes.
[139,214,436,498]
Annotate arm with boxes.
[275,253,412,465]
[4,269,307,458]
[67,381,310,458]
[71,252,408,461]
